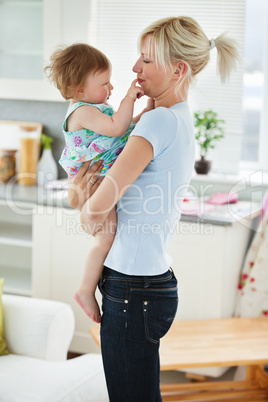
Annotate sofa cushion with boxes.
[0,278,8,355]
[0,353,108,402]
[2,294,75,361]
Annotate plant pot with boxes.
[194,156,211,174]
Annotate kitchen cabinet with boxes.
[169,220,254,321]
[0,200,35,296]
[31,203,259,356]
[0,0,91,101]
[32,204,101,353]
[0,0,62,101]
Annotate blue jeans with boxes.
[98,266,178,402]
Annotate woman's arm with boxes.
[80,136,153,235]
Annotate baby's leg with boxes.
[74,207,117,323]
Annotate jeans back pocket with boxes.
[143,292,178,344]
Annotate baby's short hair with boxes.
[45,43,111,100]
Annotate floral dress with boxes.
[235,192,268,317]
[59,101,135,177]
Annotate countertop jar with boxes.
[0,149,17,183]
[18,126,39,185]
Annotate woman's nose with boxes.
[132,58,142,73]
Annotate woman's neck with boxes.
[154,86,188,108]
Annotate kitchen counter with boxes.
[0,182,262,226]
[0,182,69,209]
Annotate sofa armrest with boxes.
[2,294,75,361]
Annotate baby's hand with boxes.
[126,79,144,101]
[146,98,155,111]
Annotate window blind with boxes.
[88,0,246,173]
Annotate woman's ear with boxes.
[173,61,187,80]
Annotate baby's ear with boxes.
[75,85,84,97]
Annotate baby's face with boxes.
[80,68,114,104]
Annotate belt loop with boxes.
[99,276,105,289]
[143,277,150,288]
[169,267,177,280]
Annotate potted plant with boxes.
[193,110,225,174]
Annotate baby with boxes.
[45,43,150,322]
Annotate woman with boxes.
[68,16,238,402]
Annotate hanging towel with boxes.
[235,191,268,317]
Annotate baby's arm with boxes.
[74,80,143,137]
[132,98,155,123]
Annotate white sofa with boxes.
[1,294,108,402]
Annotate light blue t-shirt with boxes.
[104,101,195,276]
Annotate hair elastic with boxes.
[210,38,216,50]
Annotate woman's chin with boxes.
[142,88,150,97]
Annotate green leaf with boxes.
[193,110,225,157]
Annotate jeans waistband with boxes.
[102,266,174,287]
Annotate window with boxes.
[241,0,267,167]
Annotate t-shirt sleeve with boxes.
[129,107,177,159]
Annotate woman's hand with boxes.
[68,160,103,210]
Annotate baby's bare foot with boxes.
[74,290,101,323]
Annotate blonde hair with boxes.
[45,43,111,100]
[138,16,239,92]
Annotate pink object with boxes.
[181,202,216,217]
[206,192,238,205]
[261,191,268,220]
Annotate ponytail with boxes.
[213,32,239,83]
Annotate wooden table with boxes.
[90,317,268,401]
